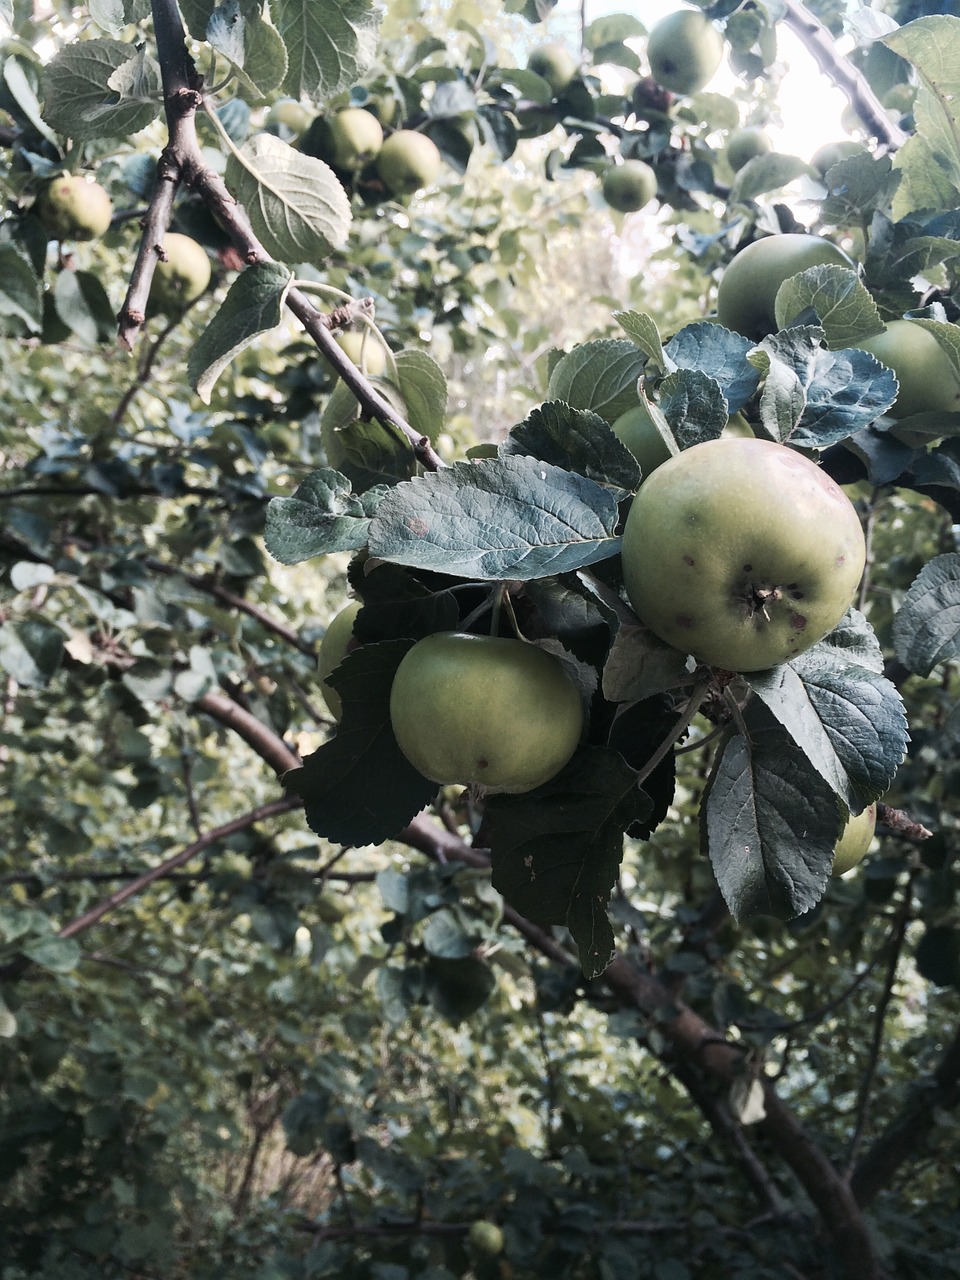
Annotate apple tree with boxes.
[0,0,959,1277]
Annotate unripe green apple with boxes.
[37,174,113,242]
[811,140,864,177]
[621,438,866,672]
[716,233,852,341]
[266,98,313,139]
[646,10,724,96]
[526,43,579,96]
[611,401,672,475]
[328,107,384,170]
[856,320,960,419]
[318,600,361,721]
[467,1220,504,1257]
[726,127,772,172]
[601,160,657,213]
[149,233,212,313]
[389,633,583,794]
[333,329,390,378]
[833,803,877,875]
[377,130,443,195]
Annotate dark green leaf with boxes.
[892,552,960,676]
[657,369,728,448]
[22,934,81,973]
[41,38,161,140]
[273,0,381,99]
[425,956,496,1023]
[702,708,840,921]
[664,322,761,415]
[488,747,649,979]
[190,262,294,402]
[53,268,115,344]
[0,242,42,334]
[499,401,641,498]
[546,339,647,424]
[729,153,810,203]
[392,349,447,443]
[284,640,438,846]
[774,265,884,351]
[367,457,621,581]
[264,469,383,564]
[0,620,64,687]
[915,926,960,988]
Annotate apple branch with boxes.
[780,1,908,151]
[124,0,444,472]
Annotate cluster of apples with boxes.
[34,172,211,314]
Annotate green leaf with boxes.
[209,3,289,99]
[0,619,64,686]
[22,934,82,973]
[265,469,383,563]
[321,384,416,492]
[422,909,474,959]
[367,456,621,581]
[664,322,761,415]
[601,620,689,704]
[750,327,898,447]
[728,153,810,204]
[499,401,641,499]
[774,265,884,352]
[0,242,42,334]
[273,0,381,99]
[891,132,960,220]
[425,956,496,1023]
[892,552,960,676]
[392,349,447,443]
[488,747,649,979]
[546,339,647,424]
[702,708,840,921]
[613,308,668,372]
[41,38,161,140]
[53,268,115,344]
[821,152,901,226]
[285,641,438,846]
[884,17,960,194]
[0,992,16,1038]
[584,14,645,49]
[903,317,960,384]
[657,369,728,448]
[3,57,59,145]
[224,134,351,264]
[915,926,960,988]
[189,262,293,403]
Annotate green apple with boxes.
[318,600,361,721]
[377,130,443,195]
[526,43,579,96]
[856,320,960,419]
[37,174,113,242]
[646,10,724,96]
[333,329,390,378]
[601,160,658,213]
[389,633,583,794]
[467,1220,504,1257]
[716,233,852,341]
[265,98,313,139]
[149,233,212,313]
[726,127,772,172]
[621,438,866,672]
[811,140,864,178]
[833,803,877,875]
[611,401,673,475]
[328,107,384,170]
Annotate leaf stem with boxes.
[635,678,710,785]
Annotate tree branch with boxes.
[780,1,908,151]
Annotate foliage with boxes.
[1,2,960,1279]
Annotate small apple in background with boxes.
[726,127,772,172]
[526,43,579,96]
[318,600,362,721]
[265,98,313,139]
[833,803,877,875]
[376,130,443,195]
[37,174,113,242]
[467,1219,505,1257]
[811,140,864,178]
[611,400,672,475]
[646,10,724,96]
[149,233,212,313]
[716,233,853,341]
[333,328,390,378]
[601,160,658,213]
[327,107,384,170]
[621,438,866,672]
[389,633,583,794]
[855,320,960,419]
